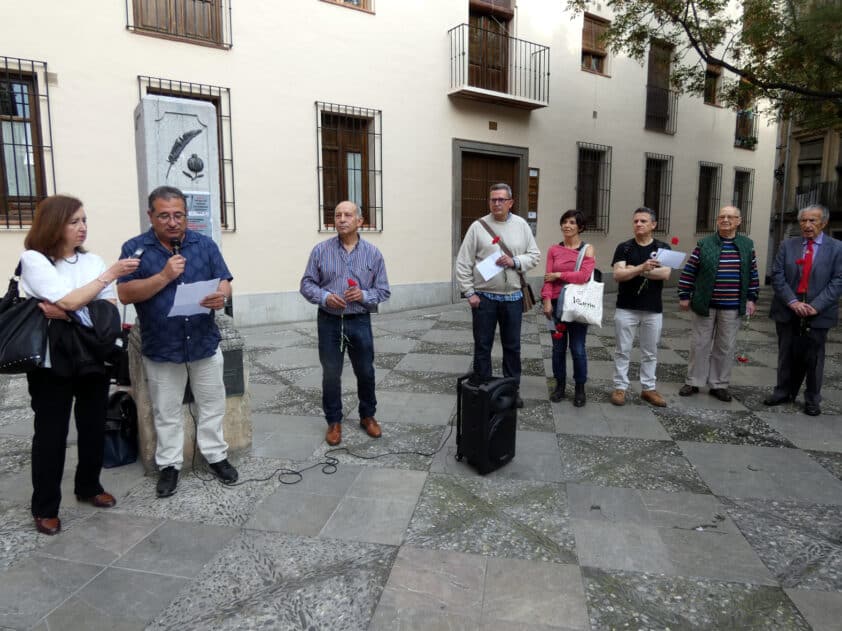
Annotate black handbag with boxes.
[0,262,48,374]
[103,390,138,468]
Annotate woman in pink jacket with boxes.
[541,210,596,406]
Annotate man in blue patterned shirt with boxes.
[300,201,391,446]
[118,186,238,498]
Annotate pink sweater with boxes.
[540,244,595,300]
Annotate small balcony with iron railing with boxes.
[644,85,678,134]
[448,23,550,110]
[734,110,758,150]
[795,180,841,217]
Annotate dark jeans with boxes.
[317,310,377,424]
[471,295,523,383]
[774,320,827,405]
[27,368,109,518]
[551,317,588,385]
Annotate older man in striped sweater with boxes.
[677,205,759,402]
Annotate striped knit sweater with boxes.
[678,237,759,311]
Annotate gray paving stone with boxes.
[786,588,842,631]
[758,410,842,452]
[680,441,842,503]
[394,353,472,375]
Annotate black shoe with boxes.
[709,388,732,402]
[209,459,239,484]
[573,383,586,408]
[550,383,565,403]
[804,403,821,416]
[516,397,524,409]
[679,385,699,397]
[156,467,178,498]
[763,394,792,406]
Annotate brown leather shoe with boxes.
[641,389,667,407]
[326,422,342,446]
[76,492,117,508]
[359,416,382,438]
[610,389,626,406]
[34,517,61,536]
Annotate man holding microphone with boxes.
[118,185,238,498]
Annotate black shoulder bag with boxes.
[0,262,48,374]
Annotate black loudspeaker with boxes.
[456,373,517,474]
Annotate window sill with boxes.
[581,68,610,78]
[319,0,374,14]
[127,26,231,50]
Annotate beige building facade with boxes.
[1,0,778,326]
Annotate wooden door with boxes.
[468,13,509,93]
[460,152,518,240]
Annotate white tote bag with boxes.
[558,243,604,327]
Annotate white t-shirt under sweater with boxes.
[19,249,115,367]
[455,212,541,296]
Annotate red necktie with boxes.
[796,239,814,295]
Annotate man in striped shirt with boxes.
[677,206,759,402]
[300,201,391,446]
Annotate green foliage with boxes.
[567,0,842,127]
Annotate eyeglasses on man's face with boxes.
[489,198,512,205]
[154,213,187,223]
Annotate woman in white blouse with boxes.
[20,195,139,536]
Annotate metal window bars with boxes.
[138,75,237,231]
[644,85,678,135]
[644,152,674,234]
[732,168,754,233]
[576,142,612,234]
[0,56,55,229]
[126,0,232,49]
[695,161,723,234]
[734,110,758,150]
[315,101,383,232]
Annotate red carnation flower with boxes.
[347,279,357,287]
[736,354,749,364]
[671,236,680,246]
[492,236,500,244]
[552,332,563,340]
[555,323,566,332]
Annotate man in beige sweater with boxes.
[455,183,541,404]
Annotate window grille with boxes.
[732,167,754,233]
[321,0,374,11]
[316,102,382,231]
[138,75,237,230]
[643,152,673,233]
[576,142,612,233]
[126,0,232,48]
[0,56,54,229]
[695,161,722,234]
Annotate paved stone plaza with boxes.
[1,293,841,630]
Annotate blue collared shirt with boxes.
[300,235,390,315]
[118,229,233,363]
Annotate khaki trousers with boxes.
[685,309,741,389]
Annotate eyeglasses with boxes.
[718,215,740,221]
[154,213,186,223]
[489,198,512,205]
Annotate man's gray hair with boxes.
[489,183,513,198]
[633,207,657,222]
[798,204,829,223]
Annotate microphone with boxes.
[170,238,181,256]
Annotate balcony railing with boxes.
[734,110,758,149]
[448,23,550,110]
[796,180,841,216]
[644,85,678,134]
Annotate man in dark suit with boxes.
[765,204,842,416]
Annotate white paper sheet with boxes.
[654,248,688,269]
[476,249,504,281]
[167,278,220,317]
